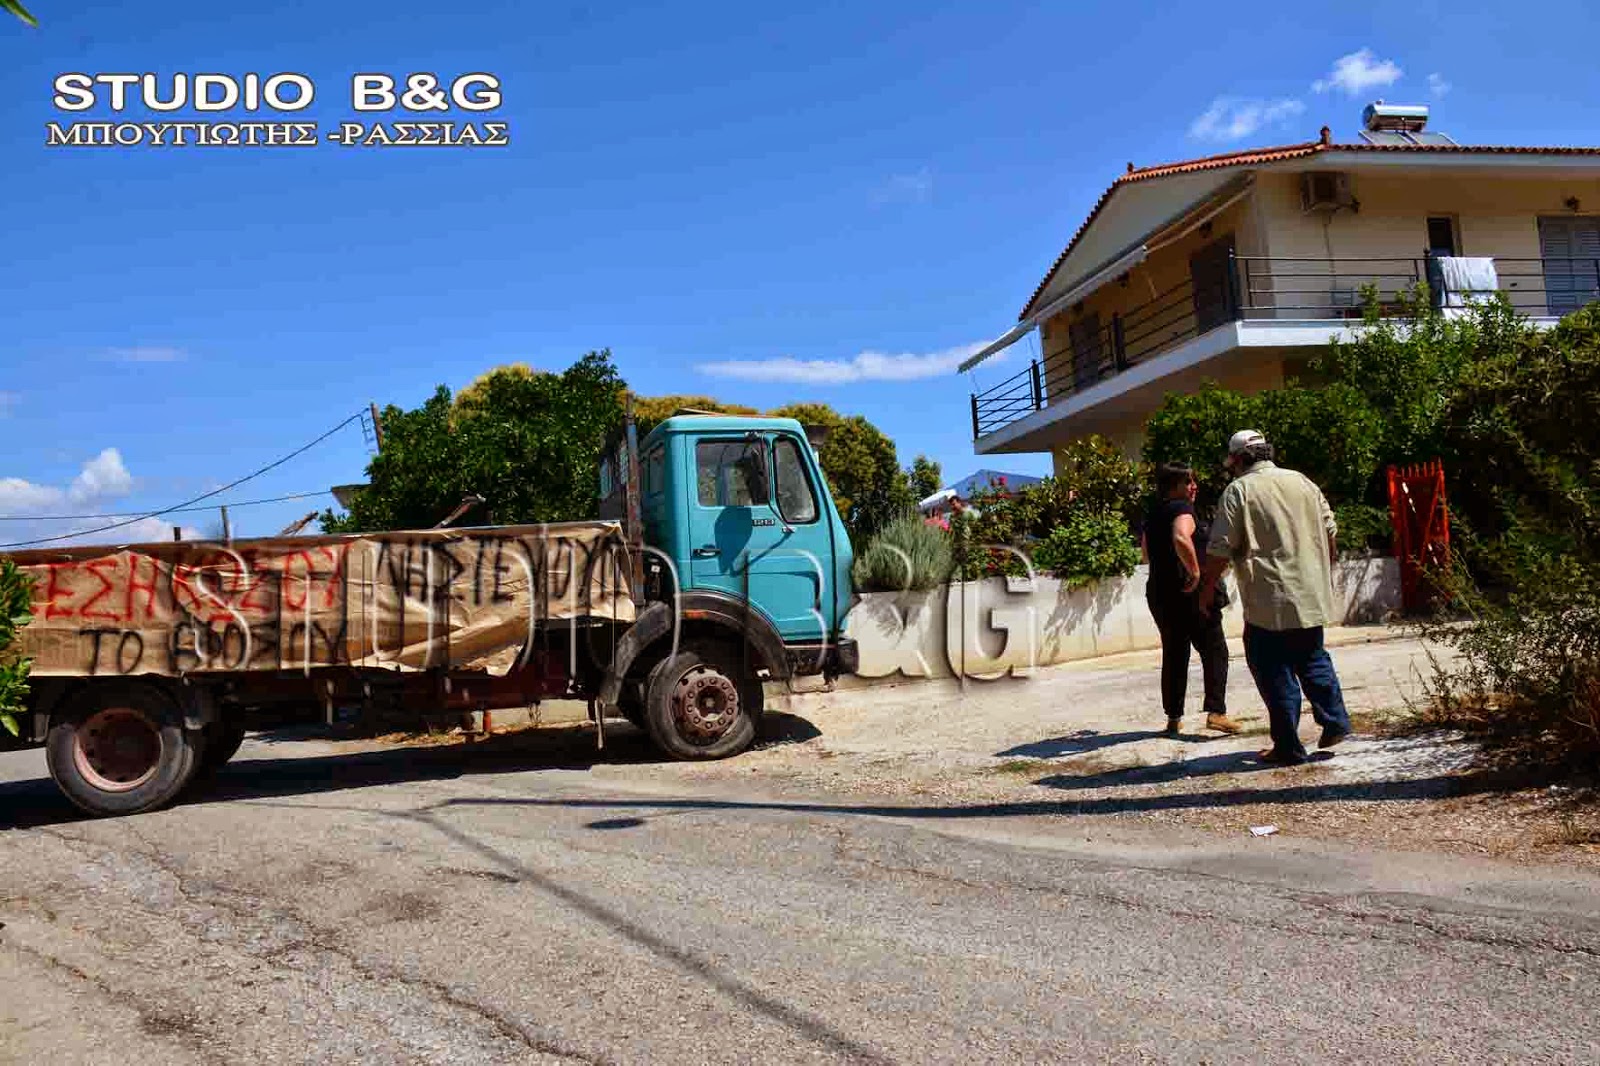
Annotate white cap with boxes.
[1228,429,1267,454]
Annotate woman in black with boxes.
[1141,463,1240,737]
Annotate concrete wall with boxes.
[844,556,1400,680]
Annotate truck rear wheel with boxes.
[194,721,248,779]
[45,683,199,817]
[643,650,759,760]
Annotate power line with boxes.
[0,489,335,522]
[1,413,363,549]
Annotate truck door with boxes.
[687,435,829,644]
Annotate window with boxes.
[773,437,818,523]
[1538,216,1600,316]
[643,447,664,496]
[1426,216,1459,257]
[696,441,761,507]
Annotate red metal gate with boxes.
[1387,459,1451,613]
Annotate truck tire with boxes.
[642,649,760,760]
[195,721,247,778]
[45,682,200,818]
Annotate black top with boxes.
[1145,497,1198,599]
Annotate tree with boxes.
[908,455,942,502]
[632,394,759,439]
[813,416,912,544]
[4,2,37,28]
[327,368,914,545]
[0,558,35,738]
[323,350,625,531]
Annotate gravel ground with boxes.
[622,628,1600,869]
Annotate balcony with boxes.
[971,254,1600,442]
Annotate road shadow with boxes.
[996,728,1211,760]
[0,712,830,832]
[1031,748,1338,792]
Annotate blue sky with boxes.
[3,1,1597,545]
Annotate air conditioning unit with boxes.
[1301,171,1355,212]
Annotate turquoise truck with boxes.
[7,407,858,818]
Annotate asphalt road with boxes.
[3,724,1599,1065]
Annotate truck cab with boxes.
[597,412,858,754]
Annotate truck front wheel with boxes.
[643,650,759,760]
[45,683,199,817]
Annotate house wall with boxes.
[1039,195,1263,399]
[1022,164,1598,465]
[1048,348,1290,467]
[1251,169,1600,316]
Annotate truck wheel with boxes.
[642,650,760,760]
[195,721,247,778]
[618,696,647,731]
[45,683,199,818]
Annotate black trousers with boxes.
[1146,591,1229,720]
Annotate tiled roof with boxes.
[1018,138,1600,320]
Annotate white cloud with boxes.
[1428,72,1451,98]
[106,346,187,363]
[68,448,133,502]
[1313,49,1403,95]
[872,167,934,205]
[1188,97,1306,142]
[0,476,64,513]
[697,342,987,385]
[0,448,191,549]
[92,516,204,545]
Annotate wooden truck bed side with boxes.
[10,522,636,679]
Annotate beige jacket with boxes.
[1206,461,1338,630]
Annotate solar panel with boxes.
[1358,129,1460,146]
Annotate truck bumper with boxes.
[784,638,859,680]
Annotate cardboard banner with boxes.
[9,523,636,678]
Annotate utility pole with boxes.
[369,402,384,452]
[219,506,232,545]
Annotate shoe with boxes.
[1163,718,1182,738]
[1256,748,1308,766]
[1206,713,1243,735]
[1318,726,1351,749]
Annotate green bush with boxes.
[0,558,36,738]
[1255,384,1386,506]
[1143,381,1384,519]
[1422,553,1600,767]
[950,437,1145,584]
[1142,383,1260,514]
[1048,436,1148,524]
[1332,504,1392,553]
[852,514,954,593]
[1411,304,1600,767]
[1029,511,1141,588]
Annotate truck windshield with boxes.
[773,437,818,523]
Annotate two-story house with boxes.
[964,103,1600,467]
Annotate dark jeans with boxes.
[1146,592,1229,721]
[1242,624,1352,761]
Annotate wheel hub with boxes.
[671,667,741,743]
[73,707,161,792]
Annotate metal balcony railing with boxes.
[970,252,1600,441]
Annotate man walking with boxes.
[1197,431,1352,765]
